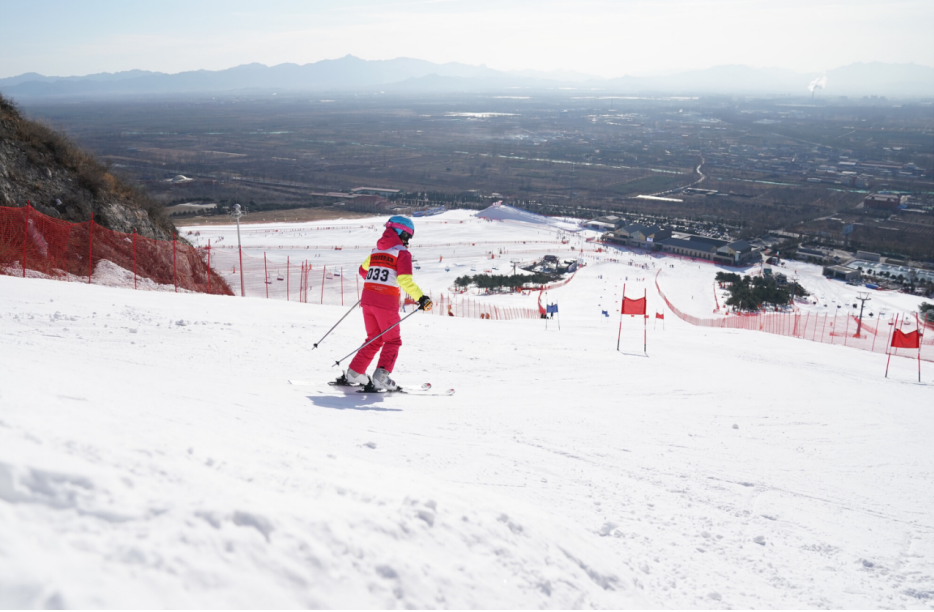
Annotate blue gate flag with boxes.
[546,304,559,314]
[601,310,609,317]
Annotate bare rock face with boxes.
[97,200,172,240]
[0,93,175,241]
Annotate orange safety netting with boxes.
[1,205,231,295]
[655,270,934,362]
[2,204,557,322]
[420,292,540,320]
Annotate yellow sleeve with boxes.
[397,274,424,301]
[359,255,371,274]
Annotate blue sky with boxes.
[2,0,932,78]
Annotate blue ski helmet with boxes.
[386,215,415,237]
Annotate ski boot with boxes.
[331,368,370,387]
[364,367,400,392]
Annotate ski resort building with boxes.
[823,265,861,282]
[608,224,672,248]
[797,246,831,264]
[604,223,760,265]
[712,240,761,265]
[582,220,616,232]
[657,235,726,260]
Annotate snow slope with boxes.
[184,209,588,292]
[475,203,581,232]
[2,213,933,608]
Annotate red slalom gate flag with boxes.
[617,285,648,354]
[885,313,923,382]
[621,296,646,315]
[891,329,920,349]
[656,312,665,319]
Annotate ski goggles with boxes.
[386,221,414,236]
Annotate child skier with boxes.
[339,216,432,391]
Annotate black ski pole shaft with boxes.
[333,309,421,367]
[313,299,361,349]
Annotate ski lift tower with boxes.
[855,291,871,336]
[510,259,521,293]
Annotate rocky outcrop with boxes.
[0,93,175,240]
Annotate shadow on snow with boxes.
[306,392,403,412]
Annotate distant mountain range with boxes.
[1,56,932,98]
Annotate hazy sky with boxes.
[1,0,932,79]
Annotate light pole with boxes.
[232,203,244,297]
[855,291,871,337]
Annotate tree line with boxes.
[454,272,558,292]
[716,272,809,312]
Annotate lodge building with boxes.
[605,223,761,265]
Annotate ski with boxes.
[289,380,454,396]
[357,383,455,396]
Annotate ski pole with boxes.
[333,309,421,367]
[312,299,361,349]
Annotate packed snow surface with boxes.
[2,210,933,608]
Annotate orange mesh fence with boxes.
[419,292,539,320]
[205,239,559,251]
[209,247,540,320]
[1,205,231,295]
[3,204,554,322]
[655,270,934,362]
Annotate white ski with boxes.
[289,381,455,396]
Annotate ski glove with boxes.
[418,296,433,312]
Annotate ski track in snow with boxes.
[1,210,933,608]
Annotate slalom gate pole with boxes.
[616,283,626,351]
[264,252,269,299]
[313,299,361,349]
[333,308,421,367]
[886,314,900,378]
[238,242,245,297]
[917,313,922,383]
[644,288,647,354]
[207,239,211,295]
[320,265,326,305]
[133,230,138,289]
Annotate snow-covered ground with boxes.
[182,210,592,309]
[2,211,933,608]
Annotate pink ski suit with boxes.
[348,229,424,374]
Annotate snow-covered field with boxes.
[2,211,933,608]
